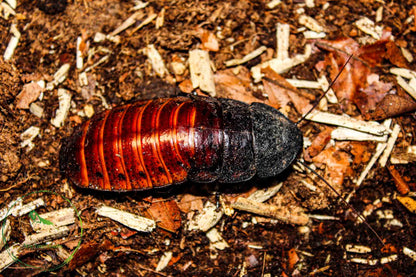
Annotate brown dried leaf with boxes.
[366,94,416,120]
[304,127,333,161]
[312,146,352,188]
[287,248,299,272]
[197,27,219,52]
[145,199,181,232]
[176,194,204,213]
[261,66,312,114]
[388,165,410,195]
[354,73,393,115]
[178,79,194,93]
[16,82,44,109]
[214,68,260,103]
[316,38,407,115]
[350,142,371,165]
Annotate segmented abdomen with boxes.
[60,97,225,191]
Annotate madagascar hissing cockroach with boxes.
[59,96,303,191]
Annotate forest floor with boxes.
[1,0,416,276]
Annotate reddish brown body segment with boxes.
[60,96,302,191]
[61,97,225,191]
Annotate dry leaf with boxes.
[350,142,371,165]
[312,146,352,188]
[366,94,416,120]
[176,194,204,213]
[145,199,181,233]
[355,73,393,115]
[214,68,260,103]
[261,66,312,114]
[16,82,44,109]
[304,127,333,161]
[197,27,219,52]
[287,248,299,272]
[388,165,410,195]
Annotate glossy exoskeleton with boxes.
[60,96,303,191]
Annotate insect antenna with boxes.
[298,160,385,245]
[296,54,353,125]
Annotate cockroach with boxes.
[60,96,302,191]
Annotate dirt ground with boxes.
[1,0,416,276]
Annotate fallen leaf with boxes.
[304,127,333,161]
[178,79,194,93]
[396,196,416,213]
[261,66,312,114]
[354,73,393,115]
[366,94,416,120]
[387,165,410,195]
[145,199,181,232]
[176,194,204,213]
[214,67,260,103]
[16,82,44,109]
[349,142,371,165]
[287,248,299,272]
[197,27,219,52]
[312,145,352,188]
[316,38,407,116]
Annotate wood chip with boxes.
[0,219,11,251]
[22,226,70,247]
[303,30,326,39]
[30,208,76,232]
[306,110,388,136]
[0,2,16,20]
[246,182,283,203]
[350,257,378,265]
[76,36,83,69]
[356,142,387,187]
[376,6,383,22]
[390,145,416,164]
[206,228,229,250]
[130,13,157,35]
[29,102,44,118]
[266,0,281,9]
[231,197,309,225]
[396,75,416,101]
[143,44,169,78]
[379,124,401,167]
[285,79,321,89]
[345,244,372,253]
[3,23,20,61]
[20,126,40,150]
[110,11,142,36]
[299,14,325,33]
[46,63,71,90]
[0,244,20,272]
[331,127,388,142]
[155,251,172,272]
[251,44,312,82]
[189,49,216,96]
[400,47,414,63]
[96,205,156,232]
[403,247,416,261]
[187,201,223,232]
[51,88,72,128]
[5,0,16,9]
[276,23,289,61]
[354,17,383,40]
[224,46,267,67]
[317,75,337,104]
